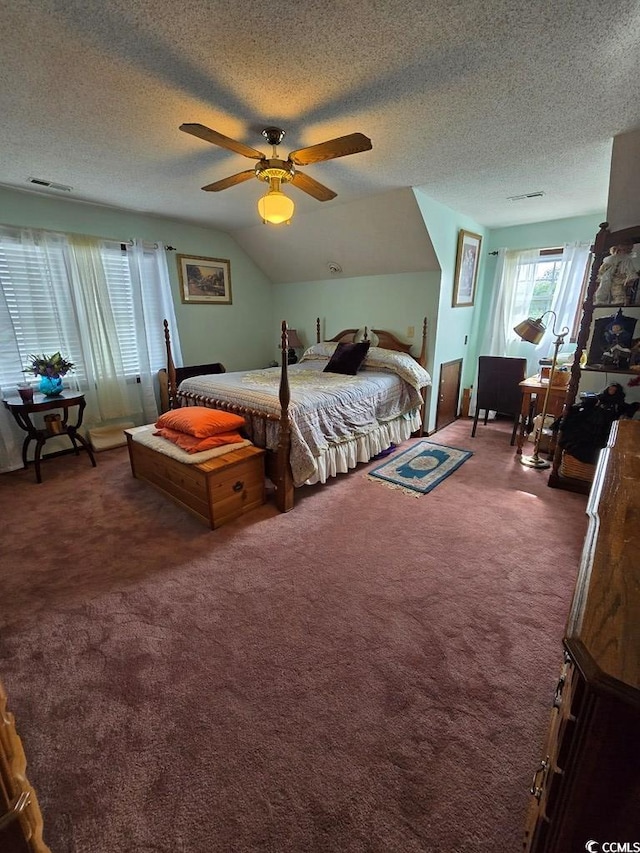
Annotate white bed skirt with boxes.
[304,409,422,486]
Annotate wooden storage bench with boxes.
[125,430,265,529]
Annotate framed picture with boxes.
[177,254,232,304]
[452,230,482,307]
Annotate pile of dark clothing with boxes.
[556,383,639,464]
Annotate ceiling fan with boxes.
[179,123,372,224]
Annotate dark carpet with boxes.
[0,418,588,852]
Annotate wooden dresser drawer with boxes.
[523,653,585,850]
[524,420,640,852]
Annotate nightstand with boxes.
[3,391,97,483]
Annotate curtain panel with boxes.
[480,242,591,376]
[0,226,182,473]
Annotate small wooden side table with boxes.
[3,391,97,483]
[516,376,569,455]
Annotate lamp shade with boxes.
[514,316,546,345]
[258,187,295,225]
[287,329,303,349]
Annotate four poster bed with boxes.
[157,317,430,513]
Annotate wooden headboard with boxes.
[315,317,428,367]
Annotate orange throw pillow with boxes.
[155,406,245,437]
[155,427,245,453]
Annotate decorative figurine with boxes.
[594,242,640,305]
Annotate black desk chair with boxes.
[471,355,527,445]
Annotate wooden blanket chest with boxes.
[125,432,265,529]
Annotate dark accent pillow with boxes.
[323,341,370,375]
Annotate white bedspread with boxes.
[179,357,431,486]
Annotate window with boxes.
[0,226,181,449]
[509,247,589,341]
[0,232,85,385]
[0,229,175,389]
[482,242,592,374]
[94,243,170,379]
[512,248,564,322]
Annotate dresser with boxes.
[523,418,640,851]
[0,681,49,852]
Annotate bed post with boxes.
[274,321,295,512]
[163,319,178,410]
[316,317,321,344]
[417,316,428,368]
[417,317,428,436]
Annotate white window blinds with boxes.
[0,229,84,385]
[0,227,181,429]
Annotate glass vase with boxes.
[39,375,64,396]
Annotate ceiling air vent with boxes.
[28,177,72,192]
[507,191,545,201]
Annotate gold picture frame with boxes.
[177,254,232,304]
[452,230,482,307]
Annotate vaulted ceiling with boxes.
[2,0,639,280]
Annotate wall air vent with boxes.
[28,177,73,192]
[507,191,545,201]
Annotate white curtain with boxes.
[480,242,591,376]
[0,228,181,473]
[66,235,132,421]
[0,284,25,471]
[482,248,540,362]
[127,238,182,398]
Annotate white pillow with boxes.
[363,347,432,389]
[299,342,338,361]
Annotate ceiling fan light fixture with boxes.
[257,178,295,225]
[181,122,371,213]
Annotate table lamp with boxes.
[513,310,569,469]
[286,329,303,364]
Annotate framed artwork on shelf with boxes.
[452,229,482,307]
[177,255,232,304]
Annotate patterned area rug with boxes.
[367,440,473,495]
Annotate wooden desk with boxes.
[3,391,97,483]
[516,376,568,455]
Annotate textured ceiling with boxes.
[1,0,639,243]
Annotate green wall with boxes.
[0,184,607,435]
[0,186,274,371]
[272,271,440,428]
[413,190,487,424]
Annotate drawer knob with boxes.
[553,675,566,708]
[0,791,30,831]
[529,757,549,800]
[233,481,244,493]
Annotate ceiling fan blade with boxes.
[180,123,265,160]
[291,171,337,201]
[288,133,372,166]
[201,170,256,192]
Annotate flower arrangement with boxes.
[24,352,75,378]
